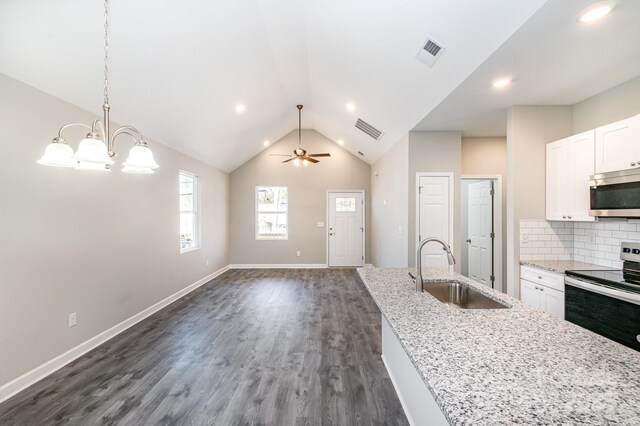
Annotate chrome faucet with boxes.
[415,237,456,292]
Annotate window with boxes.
[256,186,287,240]
[180,171,199,252]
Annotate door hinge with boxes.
[490,232,495,239]
[490,275,495,282]
[490,189,495,196]
[419,185,423,194]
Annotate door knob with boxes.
[567,215,572,219]
[562,215,566,219]
[466,239,471,243]
[632,162,637,167]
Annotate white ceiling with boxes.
[413,0,640,136]
[0,0,548,172]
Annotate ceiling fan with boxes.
[270,105,331,166]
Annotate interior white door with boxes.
[418,175,451,270]
[467,180,492,287]
[328,192,364,267]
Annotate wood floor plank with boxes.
[0,269,408,425]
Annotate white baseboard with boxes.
[0,265,230,404]
[229,263,328,269]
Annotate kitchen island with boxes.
[357,265,640,425]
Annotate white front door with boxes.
[417,175,452,270]
[328,191,364,267]
[467,180,493,287]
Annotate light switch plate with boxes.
[317,222,324,228]
[68,312,77,328]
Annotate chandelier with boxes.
[37,0,158,173]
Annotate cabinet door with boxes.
[520,279,541,309]
[595,116,639,173]
[540,285,565,319]
[567,130,596,222]
[546,139,568,221]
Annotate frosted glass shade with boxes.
[74,137,114,165]
[122,164,154,174]
[122,145,159,172]
[37,142,77,167]
[75,161,110,172]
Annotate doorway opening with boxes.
[460,176,503,292]
[327,190,365,267]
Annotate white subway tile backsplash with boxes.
[519,219,640,268]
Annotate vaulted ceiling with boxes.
[0,0,549,171]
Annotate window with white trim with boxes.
[180,171,199,252]
[256,186,288,240]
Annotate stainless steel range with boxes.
[565,242,640,351]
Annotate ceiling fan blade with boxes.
[307,153,331,157]
[304,157,320,163]
[281,157,296,163]
[269,154,292,157]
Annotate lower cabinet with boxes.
[520,266,565,319]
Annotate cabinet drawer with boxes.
[521,266,564,292]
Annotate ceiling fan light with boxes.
[293,158,300,167]
[303,159,309,167]
[75,135,114,165]
[123,144,159,170]
[37,139,77,167]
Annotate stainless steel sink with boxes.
[409,273,509,309]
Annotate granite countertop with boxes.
[357,265,640,425]
[519,259,615,274]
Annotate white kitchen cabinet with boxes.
[546,130,595,222]
[520,266,565,319]
[595,115,640,174]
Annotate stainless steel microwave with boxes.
[589,168,640,217]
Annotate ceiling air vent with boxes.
[355,118,384,141]
[416,36,445,67]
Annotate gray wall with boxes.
[506,106,573,298]
[229,130,371,265]
[461,137,507,291]
[0,74,230,387]
[407,131,462,269]
[573,75,640,133]
[371,135,409,267]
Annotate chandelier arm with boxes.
[56,123,93,139]
[111,126,142,149]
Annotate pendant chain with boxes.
[103,0,110,106]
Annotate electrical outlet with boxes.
[68,312,77,328]
[206,259,210,266]
[296,251,301,257]
[521,233,529,244]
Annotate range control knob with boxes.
[632,249,640,255]
[623,248,632,253]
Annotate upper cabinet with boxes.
[595,115,640,174]
[546,130,595,222]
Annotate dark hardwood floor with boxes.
[0,269,408,425]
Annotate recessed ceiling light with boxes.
[578,1,615,23]
[346,103,356,112]
[492,78,512,88]
[235,103,246,113]
[337,139,344,146]
[263,140,270,147]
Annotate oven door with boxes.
[565,277,640,351]
[589,169,640,217]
